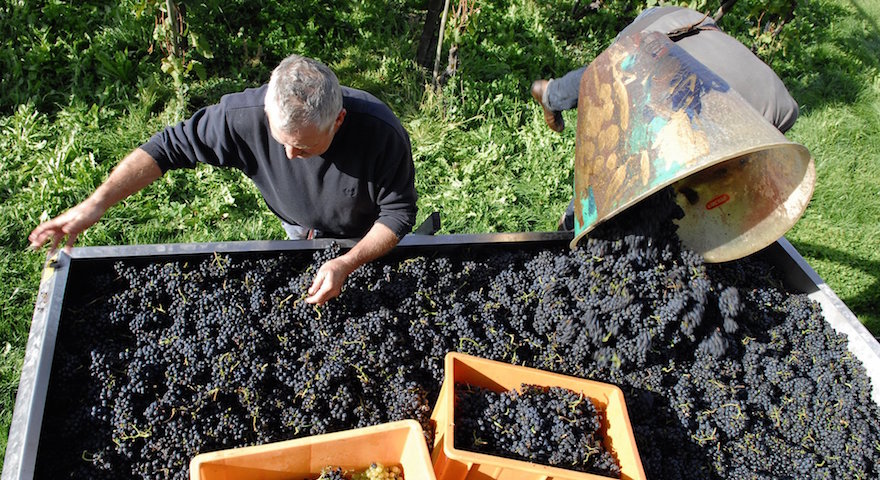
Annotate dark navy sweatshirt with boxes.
[141,85,417,238]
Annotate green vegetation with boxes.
[782,0,880,336]
[1,0,878,467]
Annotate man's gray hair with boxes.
[266,54,343,132]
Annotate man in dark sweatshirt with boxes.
[28,54,418,305]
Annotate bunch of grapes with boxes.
[455,383,620,478]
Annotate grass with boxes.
[1,0,879,468]
[785,99,880,334]
[782,0,880,334]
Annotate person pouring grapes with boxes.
[528,6,800,231]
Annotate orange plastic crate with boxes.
[430,352,646,480]
[190,419,436,480]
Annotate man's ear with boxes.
[334,108,347,130]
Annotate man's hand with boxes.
[305,257,356,305]
[28,200,106,253]
[26,148,163,254]
[304,222,400,306]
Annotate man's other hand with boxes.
[305,257,356,305]
[28,200,106,254]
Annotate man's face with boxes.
[266,108,346,160]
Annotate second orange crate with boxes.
[430,352,646,480]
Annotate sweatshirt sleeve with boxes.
[374,130,418,238]
[140,101,248,174]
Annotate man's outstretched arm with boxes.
[28,148,163,253]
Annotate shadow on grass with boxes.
[784,0,880,112]
[788,239,880,337]
[849,0,880,39]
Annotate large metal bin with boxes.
[3,232,880,479]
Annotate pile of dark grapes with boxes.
[36,188,880,479]
[454,383,620,478]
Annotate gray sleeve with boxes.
[622,6,799,132]
[676,31,800,132]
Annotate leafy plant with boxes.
[0,1,155,115]
[135,0,214,116]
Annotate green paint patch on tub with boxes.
[648,116,667,134]
[576,187,599,233]
[647,117,685,188]
[650,158,682,188]
[629,123,651,154]
[629,115,667,154]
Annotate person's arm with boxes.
[305,222,399,305]
[28,148,162,253]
